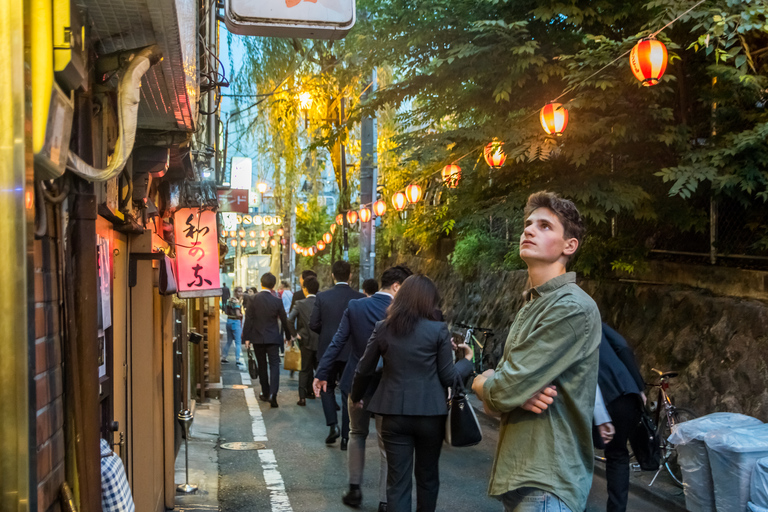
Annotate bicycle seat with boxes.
[651,368,679,379]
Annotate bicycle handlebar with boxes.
[454,322,494,333]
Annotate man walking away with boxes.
[310,260,365,446]
[289,276,320,405]
[222,286,244,367]
[244,272,294,408]
[362,278,379,297]
[280,280,293,313]
[314,266,413,511]
[290,270,317,312]
[472,191,601,512]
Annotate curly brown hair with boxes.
[524,191,585,245]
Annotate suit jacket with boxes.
[288,296,319,351]
[598,322,645,405]
[243,290,293,345]
[351,318,473,416]
[290,289,305,312]
[316,292,392,394]
[309,283,365,362]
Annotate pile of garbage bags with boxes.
[669,412,768,512]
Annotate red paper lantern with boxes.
[359,207,371,223]
[405,184,422,204]
[346,210,359,224]
[336,214,343,226]
[281,238,286,245]
[629,38,668,87]
[373,200,387,217]
[392,192,407,211]
[268,229,274,237]
[441,164,461,188]
[330,223,337,235]
[317,241,326,251]
[540,103,569,136]
[323,232,332,244]
[484,141,506,168]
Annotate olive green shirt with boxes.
[483,272,601,512]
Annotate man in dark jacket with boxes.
[289,276,320,405]
[598,322,647,512]
[243,272,294,408]
[314,266,412,511]
[309,260,365,445]
[290,269,317,312]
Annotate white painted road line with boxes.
[240,371,294,512]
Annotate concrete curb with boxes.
[466,392,687,511]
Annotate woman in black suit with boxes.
[351,274,473,512]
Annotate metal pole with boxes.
[341,97,349,262]
[359,70,377,284]
[207,0,218,171]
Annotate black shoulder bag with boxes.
[445,377,483,448]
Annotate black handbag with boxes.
[628,402,661,471]
[247,346,258,380]
[445,379,483,448]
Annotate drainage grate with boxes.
[220,442,266,451]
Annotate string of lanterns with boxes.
[293,3,700,259]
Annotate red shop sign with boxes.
[174,208,222,298]
[217,189,249,213]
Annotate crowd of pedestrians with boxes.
[220,190,649,512]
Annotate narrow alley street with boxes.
[175,335,686,512]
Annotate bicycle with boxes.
[451,322,494,375]
[647,368,697,487]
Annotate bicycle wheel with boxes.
[658,407,697,487]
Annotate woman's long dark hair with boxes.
[385,274,440,336]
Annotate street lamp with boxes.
[299,91,313,128]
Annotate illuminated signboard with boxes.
[224,0,355,40]
[230,157,253,191]
[217,189,249,213]
[174,208,222,298]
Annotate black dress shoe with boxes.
[341,488,362,507]
[325,424,340,444]
[340,438,348,451]
[270,395,279,408]
[258,393,270,402]
[307,393,316,399]
[297,398,306,406]
[377,502,387,512]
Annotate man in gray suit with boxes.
[289,276,320,406]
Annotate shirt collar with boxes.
[375,291,393,299]
[523,272,576,301]
[335,282,349,286]
[306,294,316,298]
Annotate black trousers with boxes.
[320,360,349,438]
[298,346,318,399]
[380,414,445,512]
[605,394,642,512]
[253,344,281,397]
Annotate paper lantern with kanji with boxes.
[359,207,371,223]
[330,223,337,235]
[238,229,246,238]
[540,103,569,136]
[405,184,422,204]
[441,164,461,188]
[392,192,407,211]
[629,38,668,87]
[249,240,257,248]
[484,141,506,169]
[336,214,343,226]
[373,200,387,217]
[346,210,359,225]
[323,232,332,244]
[317,241,326,251]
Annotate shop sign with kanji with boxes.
[174,208,222,298]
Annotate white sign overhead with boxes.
[230,157,253,191]
[225,0,355,40]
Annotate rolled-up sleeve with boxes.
[483,299,590,413]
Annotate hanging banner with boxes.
[174,208,222,298]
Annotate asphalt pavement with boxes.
[212,353,681,512]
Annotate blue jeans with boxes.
[500,488,572,512]
[223,319,242,363]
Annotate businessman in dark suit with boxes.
[243,272,294,408]
[290,269,317,313]
[289,276,320,405]
[314,266,412,511]
[310,260,365,445]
